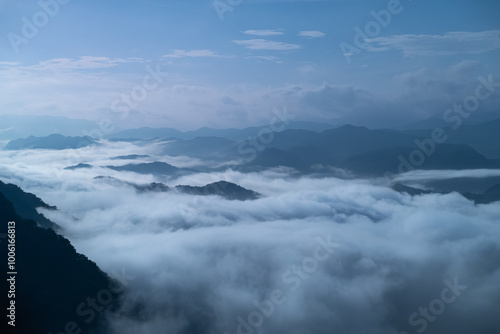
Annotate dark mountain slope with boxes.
[0,181,58,229]
[0,190,118,334]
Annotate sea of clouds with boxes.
[1,141,499,334]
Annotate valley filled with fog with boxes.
[1,136,499,334]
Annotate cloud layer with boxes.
[1,142,499,334]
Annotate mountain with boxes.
[259,129,321,150]
[342,144,499,176]
[402,118,500,159]
[176,181,260,201]
[161,137,238,160]
[392,182,500,204]
[243,125,500,176]
[111,154,150,160]
[0,181,58,229]
[398,110,500,131]
[463,184,500,204]
[245,148,309,172]
[391,183,434,196]
[64,163,92,170]
[245,125,417,173]
[0,115,99,140]
[108,121,335,141]
[446,118,500,159]
[94,176,259,201]
[5,134,97,150]
[106,126,185,140]
[0,184,118,334]
[106,161,180,176]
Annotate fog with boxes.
[1,143,499,334]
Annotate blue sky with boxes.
[0,0,499,130]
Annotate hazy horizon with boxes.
[1,0,499,130]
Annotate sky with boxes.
[0,0,500,130]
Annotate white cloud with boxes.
[299,30,326,38]
[163,49,223,58]
[366,30,500,56]
[0,61,21,66]
[31,57,143,71]
[243,30,285,36]
[246,55,283,63]
[233,39,301,50]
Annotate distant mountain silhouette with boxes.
[94,176,259,200]
[64,163,92,170]
[392,182,500,204]
[446,118,500,159]
[391,183,434,196]
[176,181,260,201]
[108,121,335,141]
[402,118,500,159]
[5,134,97,150]
[0,114,98,140]
[0,184,118,334]
[161,137,238,160]
[106,161,180,176]
[463,184,500,204]
[245,148,309,172]
[110,154,150,160]
[244,125,499,176]
[107,126,185,140]
[343,144,499,176]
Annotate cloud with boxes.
[298,31,326,38]
[366,30,500,56]
[0,61,21,66]
[246,55,283,63]
[1,142,500,334]
[30,57,144,71]
[233,39,301,51]
[243,30,285,36]
[163,50,223,58]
